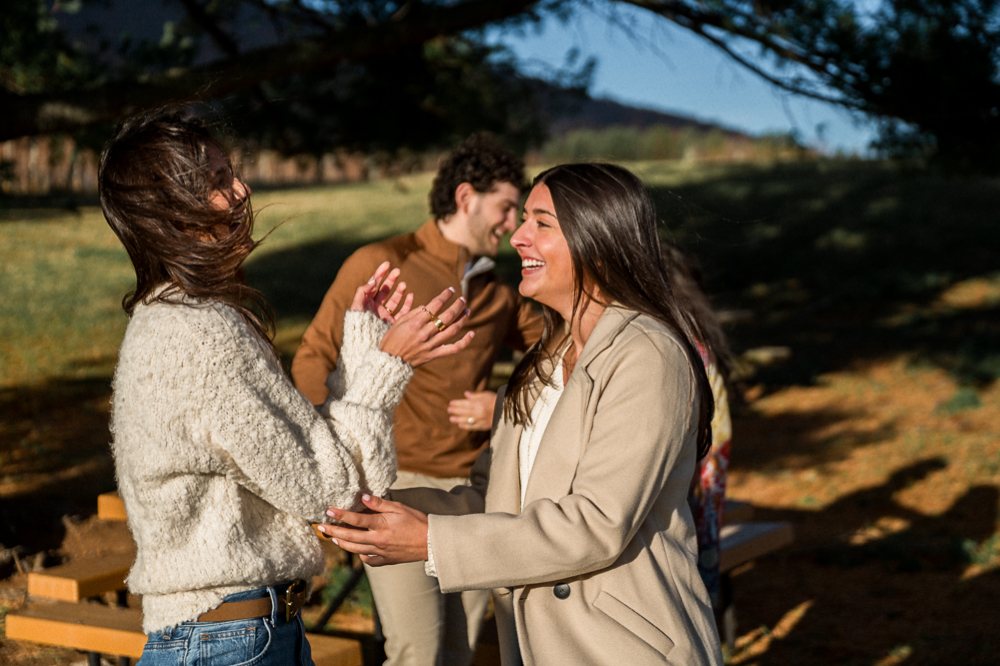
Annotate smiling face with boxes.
[511,183,576,319]
[461,181,521,257]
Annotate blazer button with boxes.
[553,583,570,599]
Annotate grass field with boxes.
[2,159,999,664]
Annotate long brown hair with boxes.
[98,106,275,344]
[661,240,734,382]
[503,163,715,458]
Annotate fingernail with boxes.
[448,287,455,292]
[326,509,336,517]
[464,308,470,315]
[332,538,339,546]
[362,493,371,501]
[459,296,466,303]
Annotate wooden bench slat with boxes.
[719,521,794,573]
[308,632,364,666]
[7,601,361,665]
[28,554,133,601]
[6,602,146,656]
[97,491,127,522]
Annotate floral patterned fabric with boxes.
[689,344,732,611]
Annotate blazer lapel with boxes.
[576,305,637,372]
[487,398,525,515]
[521,307,638,506]
[521,372,590,505]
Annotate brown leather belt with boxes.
[197,580,308,623]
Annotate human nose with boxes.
[510,221,529,249]
[234,178,251,201]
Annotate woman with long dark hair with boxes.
[99,107,472,666]
[662,241,736,616]
[320,163,724,665]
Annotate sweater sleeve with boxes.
[319,310,404,497]
[194,307,411,521]
[292,249,387,405]
[322,309,391,402]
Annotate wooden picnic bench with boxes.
[97,491,127,522]
[28,553,134,602]
[10,490,363,665]
[716,512,795,658]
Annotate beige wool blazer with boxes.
[392,306,723,666]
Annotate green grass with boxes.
[4,158,1000,390]
[0,207,134,386]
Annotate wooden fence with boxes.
[0,136,380,196]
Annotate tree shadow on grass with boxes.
[733,406,899,473]
[0,377,116,553]
[0,192,102,220]
[729,458,1000,665]
[648,161,1000,393]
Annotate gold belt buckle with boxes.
[285,579,306,622]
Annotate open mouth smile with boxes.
[521,259,545,271]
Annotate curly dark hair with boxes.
[429,132,527,219]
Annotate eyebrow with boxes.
[522,207,557,218]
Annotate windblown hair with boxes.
[98,106,275,345]
[503,163,715,458]
[661,241,734,383]
[429,132,527,219]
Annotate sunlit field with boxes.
[2,159,999,664]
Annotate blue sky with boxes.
[488,3,879,155]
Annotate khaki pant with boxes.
[366,470,491,666]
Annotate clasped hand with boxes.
[317,494,430,566]
[350,261,474,367]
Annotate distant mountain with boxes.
[536,84,749,138]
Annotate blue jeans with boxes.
[138,584,314,666]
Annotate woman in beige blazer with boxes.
[321,163,724,666]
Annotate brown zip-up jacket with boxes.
[292,220,543,479]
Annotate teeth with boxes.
[522,259,545,269]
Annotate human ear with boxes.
[454,182,476,215]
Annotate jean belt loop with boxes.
[267,584,280,625]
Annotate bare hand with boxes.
[379,287,474,367]
[350,261,413,324]
[447,391,496,431]
[317,494,429,566]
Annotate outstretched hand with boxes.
[379,286,474,367]
[317,494,429,567]
[350,261,413,324]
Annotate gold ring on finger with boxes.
[420,305,438,319]
[432,317,446,331]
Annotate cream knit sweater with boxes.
[110,291,411,632]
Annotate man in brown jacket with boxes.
[292,133,542,666]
